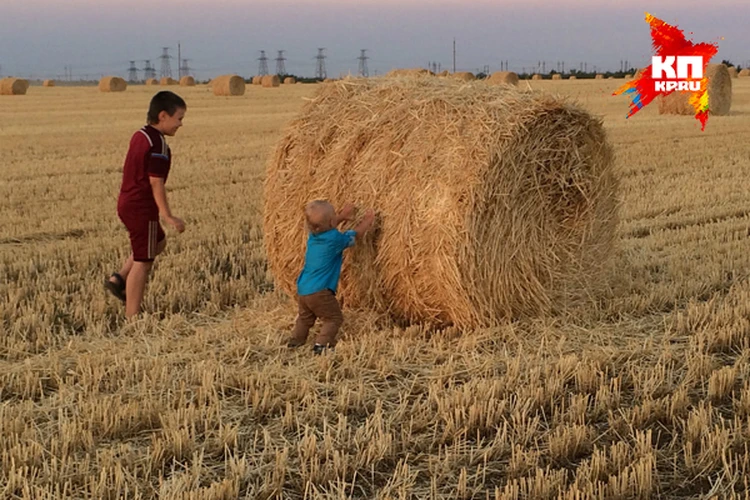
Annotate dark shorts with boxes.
[119,211,165,262]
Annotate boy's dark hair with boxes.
[147,91,187,124]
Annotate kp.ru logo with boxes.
[651,56,704,92]
[614,13,719,130]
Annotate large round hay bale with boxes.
[486,71,519,86]
[738,69,750,77]
[264,79,618,328]
[98,76,127,92]
[43,79,55,87]
[551,74,562,80]
[531,74,543,80]
[252,76,263,85]
[0,78,29,95]
[145,78,158,86]
[387,68,434,78]
[658,64,732,116]
[179,76,196,86]
[160,77,177,85]
[284,77,296,85]
[451,72,475,81]
[212,74,245,96]
[262,75,280,88]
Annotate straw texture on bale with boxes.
[0,78,29,95]
[43,79,55,87]
[179,76,196,86]
[531,74,543,80]
[160,77,177,85]
[264,79,618,328]
[145,78,157,86]
[262,75,281,87]
[739,69,750,77]
[658,64,732,116]
[551,74,562,80]
[387,68,433,77]
[212,74,245,96]
[284,77,296,84]
[486,71,519,86]
[252,76,263,85]
[595,74,604,79]
[98,76,127,92]
[451,72,475,81]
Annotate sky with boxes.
[0,0,747,80]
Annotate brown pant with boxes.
[290,290,343,347]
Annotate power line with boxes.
[315,48,327,80]
[358,49,369,77]
[143,60,156,80]
[258,50,269,76]
[275,50,286,75]
[179,59,192,78]
[127,61,138,82]
[159,47,172,79]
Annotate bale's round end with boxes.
[212,74,245,96]
[98,76,127,92]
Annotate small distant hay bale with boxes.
[43,79,55,87]
[145,78,158,86]
[569,75,577,80]
[451,72,475,81]
[179,76,196,86]
[262,75,281,88]
[284,77,296,85]
[387,68,434,78]
[99,76,127,92]
[0,78,29,95]
[160,77,177,85]
[212,74,245,96]
[624,74,633,79]
[531,74,543,80]
[738,69,750,77]
[658,64,732,116]
[252,76,263,85]
[264,78,618,328]
[551,74,562,80]
[727,67,737,78]
[486,71,519,86]
[438,70,450,77]
[595,74,604,80]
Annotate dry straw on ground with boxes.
[387,68,433,77]
[262,75,281,88]
[658,64,732,116]
[179,76,196,86]
[212,74,246,96]
[264,78,618,328]
[98,76,127,92]
[0,78,29,95]
[252,76,263,85]
[486,71,519,86]
[145,78,157,86]
[451,71,475,81]
[43,79,55,87]
[284,77,296,85]
[739,69,750,77]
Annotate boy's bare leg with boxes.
[125,261,152,318]
[110,253,134,284]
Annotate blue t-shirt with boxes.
[297,229,357,296]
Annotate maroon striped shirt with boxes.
[117,125,171,215]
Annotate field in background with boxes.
[1,80,750,498]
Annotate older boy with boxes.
[105,91,186,318]
[288,200,375,354]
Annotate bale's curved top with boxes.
[487,71,519,86]
[160,77,177,85]
[739,69,750,77]
[262,75,280,88]
[43,80,55,87]
[451,72,475,81]
[179,76,196,86]
[145,78,158,86]
[284,77,296,84]
[264,79,618,328]
[252,76,263,85]
[212,74,245,96]
[387,68,434,78]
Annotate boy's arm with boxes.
[353,209,375,238]
[149,177,185,233]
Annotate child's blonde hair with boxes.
[305,200,335,235]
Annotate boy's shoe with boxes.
[312,343,335,355]
[104,273,127,303]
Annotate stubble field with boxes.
[1,78,750,498]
